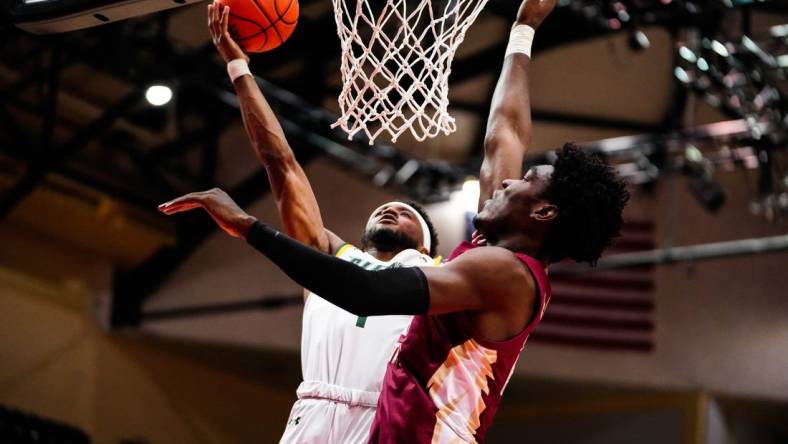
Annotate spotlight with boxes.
[679,46,697,63]
[628,29,651,51]
[711,40,729,57]
[145,85,172,106]
[674,66,691,84]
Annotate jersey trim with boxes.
[335,243,353,258]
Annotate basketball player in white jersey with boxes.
[207,2,440,442]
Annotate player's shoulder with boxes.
[451,245,532,281]
[451,246,537,311]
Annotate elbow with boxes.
[483,123,531,155]
[483,131,513,156]
[483,134,502,155]
[484,114,514,151]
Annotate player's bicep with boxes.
[421,248,526,315]
[420,266,484,314]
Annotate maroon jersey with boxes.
[367,241,551,443]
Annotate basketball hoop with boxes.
[330,0,491,144]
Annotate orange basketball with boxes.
[225,0,299,53]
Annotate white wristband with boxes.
[227,59,251,82]
[505,24,535,58]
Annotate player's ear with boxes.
[417,245,429,255]
[532,202,557,222]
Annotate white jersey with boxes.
[281,244,439,443]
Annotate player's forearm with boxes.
[233,75,294,165]
[484,49,532,152]
[246,221,429,316]
[487,0,557,150]
[232,75,330,251]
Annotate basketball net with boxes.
[330,0,490,144]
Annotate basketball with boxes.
[224,0,299,53]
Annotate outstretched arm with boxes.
[478,0,557,210]
[208,1,338,253]
[158,189,534,325]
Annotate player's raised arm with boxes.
[478,0,557,210]
[208,1,335,253]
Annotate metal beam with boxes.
[551,234,788,274]
[582,119,772,157]
[531,109,664,133]
[0,90,141,220]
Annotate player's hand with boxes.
[516,0,558,30]
[158,188,257,238]
[471,230,488,246]
[208,0,249,64]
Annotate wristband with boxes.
[227,58,251,82]
[505,24,535,58]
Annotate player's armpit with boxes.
[420,246,534,316]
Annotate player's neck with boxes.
[489,233,543,261]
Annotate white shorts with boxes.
[279,398,376,444]
[279,381,379,444]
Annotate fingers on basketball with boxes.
[208,2,220,41]
[221,5,230,34]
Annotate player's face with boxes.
[366,203,424,247]
[476,165,554,230]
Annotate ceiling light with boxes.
[145,85,172,106]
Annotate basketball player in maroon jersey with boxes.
[161,0,629,441]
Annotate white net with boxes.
[330,0,491,143]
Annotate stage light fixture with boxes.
[674,67,691,84]
[628,29,651,51]
[679,46,697,62]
